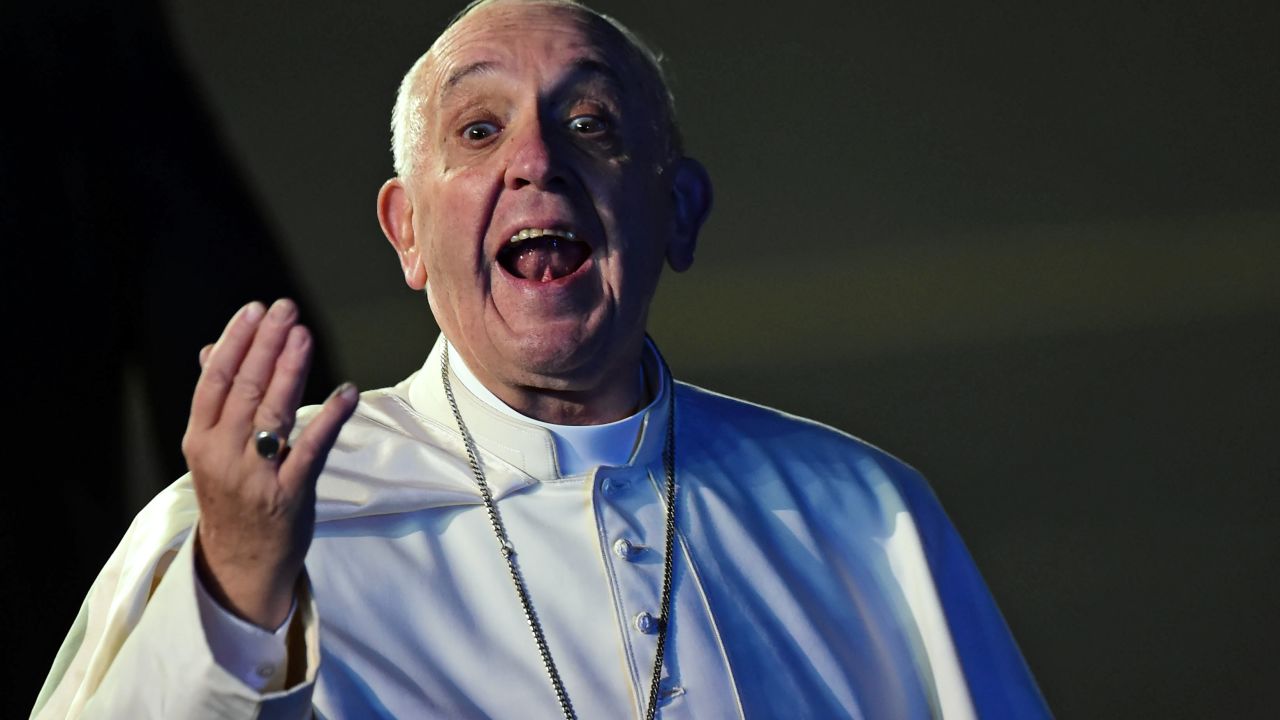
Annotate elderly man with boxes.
[34,0,1047,718]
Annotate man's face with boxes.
[383,1,703,397]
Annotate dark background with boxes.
[5,0,1278,716]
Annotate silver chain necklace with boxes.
[440,342,678,720]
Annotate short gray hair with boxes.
[389,0,682,178]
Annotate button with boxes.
[613,537,639,560]
[660,682,686,704]
[600,475,630,497]
[254,662,277,679]
[634,611,659,634]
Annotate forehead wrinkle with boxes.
[433,55,626,125]
[399,0,673,175]
[565,58,624,95]
[441,60,502,104]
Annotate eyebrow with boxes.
[567,58,624,91]
[438,57,626,104]
[441,60,500,101]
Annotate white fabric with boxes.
[33,335,980,719]
[190,339,657,687]
[448,337,654,476]
[194,575,294,693]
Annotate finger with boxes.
[279,383,359,496]
[251,324,313,442]
[189,301,266,432]
[198,344,215,369]
[219,298,299,432]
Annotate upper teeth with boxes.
[510,228,576,243]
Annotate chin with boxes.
[498,319,618,388]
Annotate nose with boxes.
[503,114,567,191]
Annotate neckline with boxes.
[405,334,672,482]
[447,341,662,476]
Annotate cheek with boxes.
[595,165,665,233]
[607,179,671,254]
[421,180,496,280]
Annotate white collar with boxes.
[406,335,670,481]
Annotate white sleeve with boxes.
[79,529,320,719]
[195,571,295,693]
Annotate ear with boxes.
[378,177,427,290]
[666,157,713,273]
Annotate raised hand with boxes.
[182,299,358,629]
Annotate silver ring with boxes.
[254,429,287,460]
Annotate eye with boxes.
[462,121,500,142]
[567,114,608,135]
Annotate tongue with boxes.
[509,237,590,281]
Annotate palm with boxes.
[182,299,357,629]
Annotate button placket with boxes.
[594,463,748,717]
[592,467,668,705]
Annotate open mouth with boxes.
[497,228,592,282]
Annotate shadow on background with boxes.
[3,0,1277,716]
[0,0,337,702]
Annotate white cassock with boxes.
[33,336,1048,719]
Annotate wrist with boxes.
[194,528,300,630]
